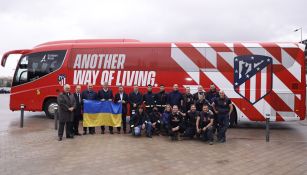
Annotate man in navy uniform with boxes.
[129,85,143,133]
[206,84,219,103]
[212,90,233,143]
[167,84,183,109]
[143,84,156,113]
[155,84,168,113]
[81,83,98,135]
[72,85,82,136]
[114,85,129,134]
[98,82,114,134]
[182,87,194,113]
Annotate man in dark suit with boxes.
[98,82,114,134]
[114,85,129,134]
[73,85,82,136]
[57,84,76,141]
[81,83,98,135]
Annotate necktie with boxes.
[78,93,81,102]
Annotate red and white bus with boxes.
[1,39,306,124]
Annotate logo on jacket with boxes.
[58,74,66,86]
[234,55,272,104]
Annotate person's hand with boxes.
[215,110,218,114]
[142,124,145,129]
[197,128,201,133]
[133,103,137,107]
[69,107,74,111]
[202,127,207,132]
[122,100,126,103]
[108,99,112,101]
[101,99,105,101]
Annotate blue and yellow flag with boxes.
[83,100,122,127]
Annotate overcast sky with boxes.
[0,0,306,77]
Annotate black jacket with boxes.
[114,92,129,114]
[98,89,113,100]
[129,92,143,110]
[73,92,82,116]
[131,111,147,126]
[81,90,98,101]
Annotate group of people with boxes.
[57,83,233,144]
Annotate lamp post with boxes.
[294,27,303,43]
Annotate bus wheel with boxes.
[43,98,58,119]
[229,107,237,128]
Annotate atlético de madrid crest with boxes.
[58,74,66,86]
[234,55,273,104]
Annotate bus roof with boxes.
[35,39,140,47]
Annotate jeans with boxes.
[217,113,229,141]
[133,125,142,136]
[145,122,153,137]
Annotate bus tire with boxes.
[229,106,237,128]
[43,98,58,119]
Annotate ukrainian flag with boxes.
[83,100,122,127]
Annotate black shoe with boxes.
[83,132,87,135]
[58,137,62,141]
[75,133,82,136]
[110,131,114,134]
[218,138,226,143]
[66,136,74,139]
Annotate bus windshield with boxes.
[12,50,66,86]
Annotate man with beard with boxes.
[182,87,194,113]
[196,104,214,145]
[205,84,220,103]
[182,104,199,139]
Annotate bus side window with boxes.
[12,50,66,86]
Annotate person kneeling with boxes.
[130,106,148,137]
[196,104,214,145]
[148,106,162,136]
[169,105,184,141]
[182,104,199,139]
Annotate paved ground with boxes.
[0,94,307,175]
